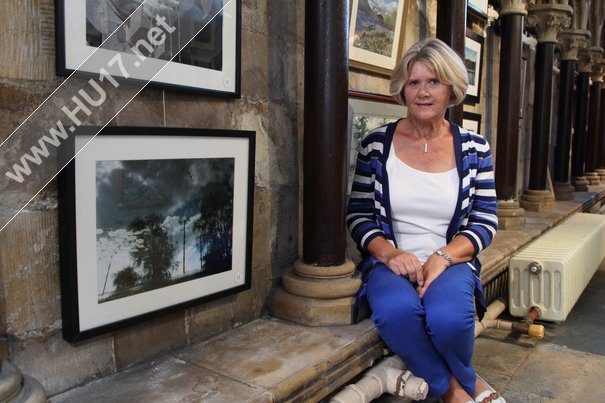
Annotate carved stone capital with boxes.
[499,0,528,17]
[590,47,604,81]
[578,45,602,73]
[558,29,591,61]
[527,2,573,43]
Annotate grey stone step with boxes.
[0,360,22,401]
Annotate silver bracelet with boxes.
[434,250,454,266]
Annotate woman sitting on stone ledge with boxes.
[346,37,500,403]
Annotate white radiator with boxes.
[509,213,605,322]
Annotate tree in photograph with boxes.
[112,266,141,291]
[193,159,234,274]
[128,213,176,287]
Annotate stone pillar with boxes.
[437,0,467,125]
[495,0,527,229]
[268,0,361,326]
[521,1,572,212]
[585,48,604,185]
[553,30,590,199]
[586,1,605,184]
[598,80,605,180]
[571,47,594,191]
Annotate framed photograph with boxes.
[464,30,484,105]
[56,0,241,96]
[468,0,488,17]
[348,96,407,190]
[58,127,255,342]
[348,0,407,76]
[463,111,482,135]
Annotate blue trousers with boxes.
[366,263,477,397]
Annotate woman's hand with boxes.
[383,250,424,286]
[367,237,424,286]
[416,252,449,298]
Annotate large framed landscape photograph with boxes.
[56,0,241,96]
[348,0,407,75]
[58,127,255,341]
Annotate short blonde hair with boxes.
[390,37,469,106]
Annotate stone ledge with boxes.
[52,318,385,403]
[50,187,605,402]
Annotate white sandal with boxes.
[474,375,506,403]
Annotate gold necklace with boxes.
[423,122,446,153]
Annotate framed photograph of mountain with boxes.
[58,126,255,342]
[348,0,407,75]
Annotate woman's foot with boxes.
[472,375,506,403]
[442,375,474,403]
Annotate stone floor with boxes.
[50,187,605,402]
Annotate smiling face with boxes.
[403,60,453,123]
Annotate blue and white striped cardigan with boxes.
[346,119,498,319]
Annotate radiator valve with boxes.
[528,262,542,274]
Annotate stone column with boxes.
[585,48,604,184]
[268,0,361,326]
[571,46,594,191]
[520,0,572,212]
[437,0,467,125]
[553,30,590,199]
[496,0,528,229]
[598,75,605,180]
[585,1,605,184]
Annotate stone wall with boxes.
[0,0,303,396]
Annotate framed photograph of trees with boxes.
[348,95,407,191]
[348,0,407,75]
[58,127,255,342]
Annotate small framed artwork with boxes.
[58,127,255,341]
[56,0,241,96]
[464,30,484,105]
[463,111,482,135]
[468,0,488,18]
[348,0,407,76]
[348,96,407,190]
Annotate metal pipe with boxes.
[475,298,544,339]
[329,356,428,403]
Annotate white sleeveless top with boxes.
[386,146,459,264]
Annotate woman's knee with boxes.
[428,306,473,330]
[371,297,421,326]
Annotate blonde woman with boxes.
[347,37,500,403]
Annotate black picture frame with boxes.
[463,111,482,135]
[464,29,484,105]
[468,0,488,18]
[55,0,241,96]
[58,126,255,342]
